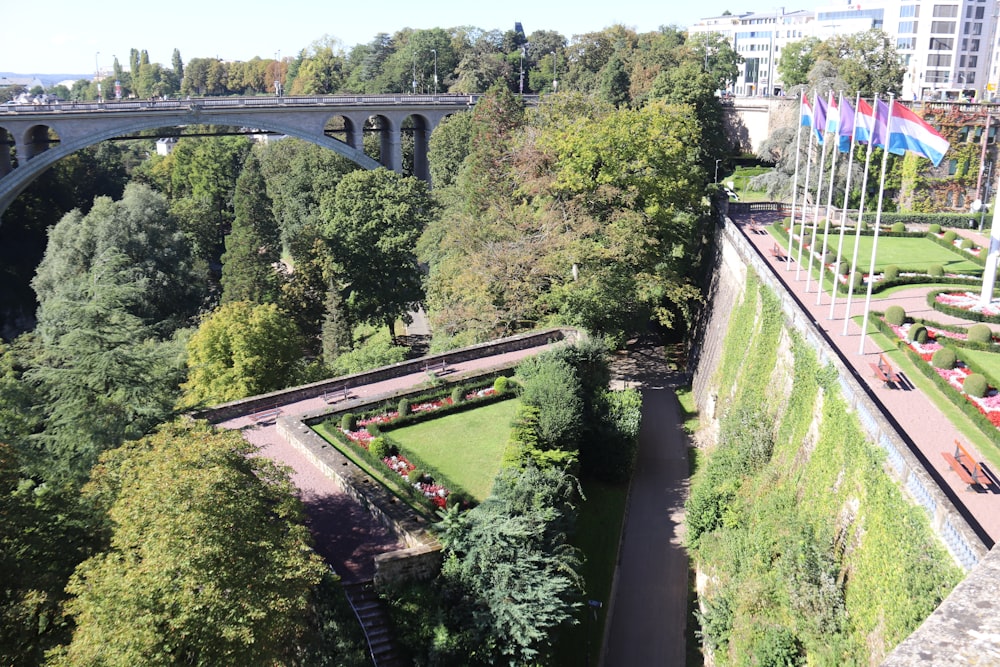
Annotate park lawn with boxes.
[802,234,982,275]
[388,398,520,502]
[956,347,1000,387]
[554,476,629,666]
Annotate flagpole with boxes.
[796,92,818,280]
[829,91,861,320]
[805,109,829,293]
[842,96,880,337]
[786,96,806,272]
[859,94,896,356]
[817,91,841,305]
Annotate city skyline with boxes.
[6,0,822,75]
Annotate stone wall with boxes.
[374,544,444,588]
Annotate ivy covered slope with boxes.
[687,274,961,666]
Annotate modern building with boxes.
[690,0,1000,101]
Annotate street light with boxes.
[715,159,722,182]
[551,51,558,92]
[412,55,418,94]
[431,49,438,95]
[519,46,525,95]
[95,51,101,101]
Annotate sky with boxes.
[3,0,819,76]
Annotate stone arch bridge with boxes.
[0,94,539,219]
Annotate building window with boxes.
[898,37,916,50]
[928,54,953,66]
[926,70,951,83]
[967,71,976,83]
[899,20,918,33]
[966,6,985,18]
[973,22,983,35]
[971,39,980,50]
[931,21,956,32]
[900,4,919,17]
[933,5,958,17]
[929,37,954,50]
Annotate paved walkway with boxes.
[738,211,1000,545]
[214,346,556,581]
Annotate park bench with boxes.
[769,244,786,262]
[322,386,351,404]
[748,217,763,234]
[250,407,282,424]
[941,439,993,490]
[868,353,899,388]
[423,359,451,376]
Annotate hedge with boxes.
[861,211,985,228]
[927,289,1000,324]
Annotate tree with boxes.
[180,301,303,408]
[821,29,904,96]
[427,110,474,189]
[320,169,433,335]
[439,465,582,665]
[778,37,821,89]
[52,420,327,666]
[171,48,183,81]
[220,151,281,304]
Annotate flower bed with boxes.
[934,291,1000,318]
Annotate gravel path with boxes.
[737,211,1000,545]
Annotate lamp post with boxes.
[431,49,438,95]
[95,51,101,101]
[519,46,525,94]
[274,50,282,97]
[551,51,558,92]
[412,55,417,94]
[715,159,722,182]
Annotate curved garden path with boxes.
[735,210,1000,546]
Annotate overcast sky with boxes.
[4,1,819,75]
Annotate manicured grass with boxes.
[790,232,982,275]
[388,399,520,501]
[955,347,1000,386]
[724,165,773,203]
[554,476,629,666]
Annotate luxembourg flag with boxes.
[855,98,888,147]
[838,96,855,152]
[887,103,950,167]
[800,92,813,128]
[825,93,840,135]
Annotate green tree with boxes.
[180,301,303,407]
[823,29,904,96]
[52,420,327,666]
[427,110,474,189]
[320,169,433,335]
[220,151,281,304]
[777,37,821,89]
[171,48,183,81]
[439,465,582,665]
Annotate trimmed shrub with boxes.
[366,422,381,437]
[891,222,906,233]
[398,398,411,416]
[909,324,928,344]
[883,265,899,281]
[960,238,974,250]
[943,230,958,243]
[407,468,423,485]
[929,223,942,234]
[823,251,835,264]
[851,272,863,290]
[963,373,988,398]
[968,323,993,344]
[493,375,509,395]
[931,348,957,369]
[451,387,463,404]
[838,261,850,276]
[884,305,906,326]
[369,437,391,460]
[928,264,944,278]
[341,413,357,431]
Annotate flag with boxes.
[855,98,888,148]
[887,103,950,167]
[800,93,813,128]
[813,95,828,144]
[825,93,840,135]
[838,96,855,152]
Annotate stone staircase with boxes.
[343,580,406,667]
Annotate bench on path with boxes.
[769,244,786,262]
[422,359,451,376]
[942,439,992,489]
[250,407,282,424]
[322,386,351,404]
[869,353,899,388]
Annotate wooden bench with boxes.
[868,353,899,388]
[769,244,786,262]
[941,439,992,489]
[322,386,351,404]
[250,407,282,424]
[422,359,451,375]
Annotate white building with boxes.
[690,0,999,101]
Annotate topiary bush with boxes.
[407,468,423,485]
[451,387,463,404]
[931,348,957,369]
[929,223,942,234]
[838,261,850,276]
[883,265,899,281]
[851,272,863,290]
[943,230,958,243]
[968,323,994,344]
[928,264,944,278]
[369,437,391,460]
[823,252,835,264]
[341,413,357,431]
[884,305,906,326]
[963,373,988,398]
[493,375,509,395]
[398,398,411,416]
[891,222,906,233]
[960,238,974,250]
[366,422,381,437]
[909,324,928,344]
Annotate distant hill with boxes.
[0,72,90,87]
